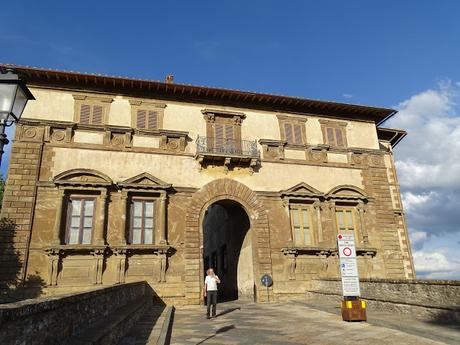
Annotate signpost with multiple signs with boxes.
[337,233,367,321]
[337,233,360,297]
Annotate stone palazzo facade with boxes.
[0,65,414,304]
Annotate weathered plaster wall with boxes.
[49,147,364,192]
[22,88,381,150]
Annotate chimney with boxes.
[165,74,174,83]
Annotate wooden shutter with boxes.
[92,105,103,125]
[137,110,147,129]
[326,127,336,146]
[284,123,293,144]
[335,128,344,147]
[224,125,234,141]
[147,111,158,129]
[80,104,91,124]
[293,124,303,144]
[214,123,224,150]
[224,124,235,153]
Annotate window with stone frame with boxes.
[289,204,313,246]
[320,120,348,148]
[335,207,356,233]
[130,100,166,131]
[202,109,244,154]
[129,197,156,245]
[73,94,112,125]
[65,196,96,245]
[135,109,159,130]
[277,115,307,145]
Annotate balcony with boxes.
[195,136,260,173]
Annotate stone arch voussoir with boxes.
[184,178,272,304]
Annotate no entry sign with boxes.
[337,233,360,297]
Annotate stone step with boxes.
[68,296,151,345]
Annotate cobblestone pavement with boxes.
[170,301,446,345]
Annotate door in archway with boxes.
[202,200,254,301]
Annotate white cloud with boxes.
[386,81,460,279]
[409,230,428,249]
[402,191,433,212]
[343,93,353,99]
[413,250,460,279]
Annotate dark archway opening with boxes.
[202,200,254,302]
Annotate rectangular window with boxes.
[284,122,304,145]
[336,208,355,232]
[79,103,104,125]
[290,205,312,246]
[324,126,346,147]
[136,109,159,130]
[66,197,95,245]
[130,199,155,244]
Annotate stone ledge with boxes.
[0,281,145,323]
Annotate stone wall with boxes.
[0,281,149,344]
[307,278,460,322]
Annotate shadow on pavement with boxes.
[216,307,241,317]
[196,325,235,345]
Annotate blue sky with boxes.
[1,0,460,278]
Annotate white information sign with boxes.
[337,233,360,297]
[340,258,358,277]
[341,276,361,296]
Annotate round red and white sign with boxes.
[342,247,352,257]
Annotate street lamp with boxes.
[0,68,35,166]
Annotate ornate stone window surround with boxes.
[202,108,246,140]
[115,173,172,284]
[73,94,113,125]
[129,99,166,132]
[197,109,259,174]
[277,114,308,147]
[46,169,112,286]
[281,183,324,249]
[117,172,171,246]
[319,119,348,148]
[325,185,369,245]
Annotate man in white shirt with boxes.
[204,268,220,319]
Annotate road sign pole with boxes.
[337,233,366,321]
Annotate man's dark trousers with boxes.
[206,290,217,317]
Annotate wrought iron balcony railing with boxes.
[196,136,260,157]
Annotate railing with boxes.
[196,136,260,157]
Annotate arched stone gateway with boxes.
[184,179,273,304]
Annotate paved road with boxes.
[170,301,447,345]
